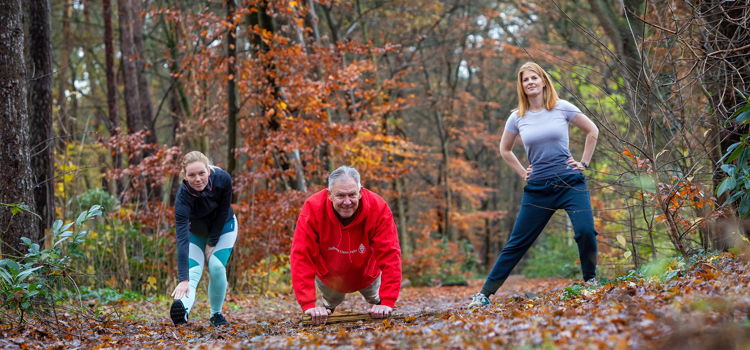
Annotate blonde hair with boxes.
[515,62,559,117]
[180,151,212,179]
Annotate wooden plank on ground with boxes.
[300,311,407,326]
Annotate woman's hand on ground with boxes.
[171,281,190,300]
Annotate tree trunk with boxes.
[130,0,155,144]
[226,0,238,175]
[395,177,410,253]
[162,1,189,205]
[26,0,54,241]
[56,0,73,147]
[163,0,190,146]
[119,0,160,201]
[0,0,39,257]
[587,0,644,79]
[249,1,307,191]
[118,0,155,144]
[305,0,336,172]
[103,0,123,195]
[103,0,119,136]
[118,0,144,137]
[587,0,651,139]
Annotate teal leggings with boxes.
[180,215,238,315]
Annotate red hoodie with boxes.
[290,188,402,311]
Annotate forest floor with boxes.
[2,254,750,349]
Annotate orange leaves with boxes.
[650,179,717,231]
[264,107,276,120]
[622,147,653,173]
[621,146,719,237]
[260,28,273,41]
[622,149,635,159]
[8,255,750,349]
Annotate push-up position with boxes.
[291,166,402,325]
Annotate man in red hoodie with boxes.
[290,166,402,325]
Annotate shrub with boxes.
[69,188,118,214]
[0,205,102,324]
[56,286,142,305]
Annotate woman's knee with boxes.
[502,239,533,253]
[573,227,597,242]
[208,259,226,277]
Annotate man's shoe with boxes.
[170,300,188,325]
[468,292,490,308]
[210,313,230,327]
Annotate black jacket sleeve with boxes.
[174,186,192,282]
[208,169,233,246]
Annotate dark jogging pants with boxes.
[481,172,598,296]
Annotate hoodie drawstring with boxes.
[335,224,352,263]
[347,228,352,263]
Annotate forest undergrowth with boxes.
[1,254,749,349]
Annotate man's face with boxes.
[329,177,360,219]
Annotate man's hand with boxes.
[304,307,331,325]
[368,304,392,319]
[171,281,190,300]
[205,245,215,261]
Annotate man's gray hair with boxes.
[328,166,361,191]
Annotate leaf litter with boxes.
[1,254,748,349]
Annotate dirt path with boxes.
[2,255,749,349]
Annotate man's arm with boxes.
[290,207,320,311]
[369,203,402,308]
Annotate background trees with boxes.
[1,0,748,293]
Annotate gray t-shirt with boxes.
[505,100,581,181]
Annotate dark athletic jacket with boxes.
[174,167,234,281]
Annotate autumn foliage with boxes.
[5,0,750,347]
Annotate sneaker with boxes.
[210,313,230,327]
[468,292,490,308]
[170,300,188,325]
[584,277,600,288]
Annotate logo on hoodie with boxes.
[358,243,365,254]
